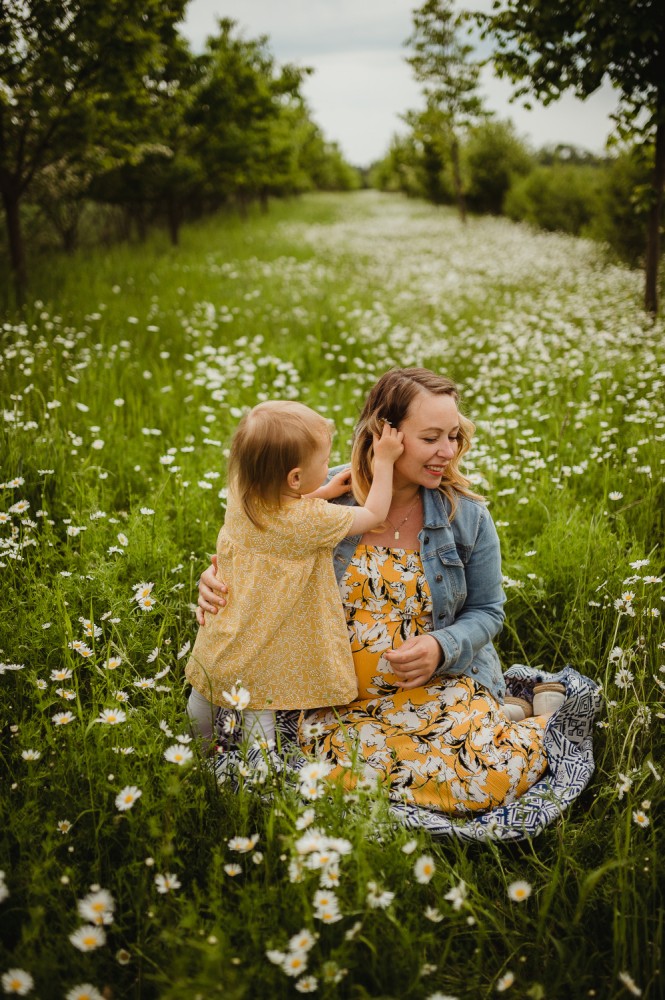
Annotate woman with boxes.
[197,368,548,815]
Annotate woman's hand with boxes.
[384,634,442,690]
[196,555,228,626]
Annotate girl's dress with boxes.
[300,545,548,815]
[186,491,358,710]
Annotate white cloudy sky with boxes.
[181,0,619,167]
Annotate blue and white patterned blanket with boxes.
[386,665,602,841]
[213,664,602,842]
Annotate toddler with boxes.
[185,400,403,748]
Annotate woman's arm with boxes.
[387,508,504,689]
[429,508,505,675]
[196,555,226,625]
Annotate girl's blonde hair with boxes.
[229,400,331,529]
[350,367,483,520]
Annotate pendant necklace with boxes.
[384,497,420,540]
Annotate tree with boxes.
[186,20,310,215]
[406,0,486,222]
[368,133,426,199]
[90,33,203,247]
[465,119,533,214]
[402,106,456,205]
[0,0,187,303]
[480,0,665,315]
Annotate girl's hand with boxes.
[311,468,353,500]
[196,555,228,626]
[372,422,404,464]
[384,634,441,690]
[317,469,351,500]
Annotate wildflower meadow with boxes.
[1,192,663,998]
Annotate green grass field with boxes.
[1,191,663,999]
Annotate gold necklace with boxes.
[384,497,420,540]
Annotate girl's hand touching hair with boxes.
[371,420,404,463]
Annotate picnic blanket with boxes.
[212,664,602,842]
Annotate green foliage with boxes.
[0,8,358,293]
[479,0,665,312]
[588,147,653,266]
[464,120,534,215]
[369,131,440,202]
[0,193,663,998]
[406,0,484,127]
[504,164,605,236]
[0,0,188,297]
[406,0,486,220]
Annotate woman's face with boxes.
[392,392,460,492]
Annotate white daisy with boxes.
[507,880,532,902]
[414,855,436,884]
[115,786,142,812]
[154,873,181,894]
[164,744,194,766]
[69,925,106,951]
[1,969,34,995]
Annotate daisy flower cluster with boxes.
[70,887,114,952]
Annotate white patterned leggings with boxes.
[187,688,276,746]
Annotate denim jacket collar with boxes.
[422,486,451,530]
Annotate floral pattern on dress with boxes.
[300,545,548,815]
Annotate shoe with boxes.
[532,682,566,716]
[503,696,533,722]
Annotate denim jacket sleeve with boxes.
[429,504,506,678]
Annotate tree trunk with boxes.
[644,108,665,316]
[450,133,467,224]
[63,223,78,254]
[236,191,249,219]
[135,202,147,243]
[167,198,180,246]
[2,187,27,305]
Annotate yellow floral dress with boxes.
[300,546,548,815]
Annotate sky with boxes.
[181,0,619,168]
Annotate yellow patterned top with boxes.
[186,490,357,710]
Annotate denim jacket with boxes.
[328,468,506,702]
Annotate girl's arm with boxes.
[344,423,403,536]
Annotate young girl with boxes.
[185,400,403,748]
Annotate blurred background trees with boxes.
[0,4,360,303]
[372,0,663,314]
[1,0,661,313]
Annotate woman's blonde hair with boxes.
[229,400,331,529]
[350,368,482,519]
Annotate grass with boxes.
[0,191,663,999]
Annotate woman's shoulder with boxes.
[427,486,489,518]
[439,489,496,542]
[448,490,492,521]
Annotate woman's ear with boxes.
[286,467,301,492]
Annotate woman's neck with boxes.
[389,483,421,510]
